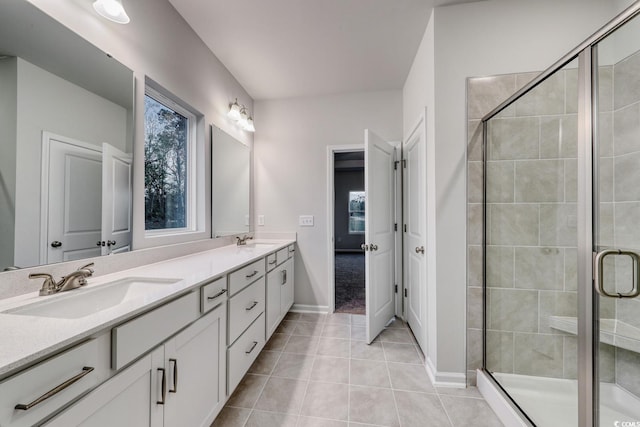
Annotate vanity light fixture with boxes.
[227,99,255,132]
[93,0,130,24]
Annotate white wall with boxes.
[403,0,630,379]
[0,58,17,270]
[254,91,402,308]
[26,0,254,250]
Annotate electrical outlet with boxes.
[299,215,314,226]
[244,215,250,226]
[258,215,265,226]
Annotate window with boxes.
[144,87,196,232]
[348,191,365,234]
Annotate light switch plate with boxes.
[258,215,265,226]
[299,215,314,226]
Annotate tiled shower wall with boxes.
[467,55,640,397]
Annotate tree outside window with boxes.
[144,94,189,230]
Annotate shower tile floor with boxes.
[212,312,503,427]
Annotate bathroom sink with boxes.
[239,243,276,250]
[3,277,180,319]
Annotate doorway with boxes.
[333,151,366,314]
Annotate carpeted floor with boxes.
[335,253,366,314]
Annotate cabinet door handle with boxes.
[246,301,258,311]
[157,368,166,405]
[245,270,258,279]
[207,289,227,300]
[169,359,178,393]
[246,341,258,354]
[14,366,94,411]
[281,269,287,285]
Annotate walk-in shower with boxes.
[479,3,640,426]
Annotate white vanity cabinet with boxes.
[0,335,110,427]
[225,263,266,395]
[45,346,165,427]
[266,244,295,338]
[47,303,227,427]
[163,303,227,427]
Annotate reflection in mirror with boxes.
[0,0,134,271]
[211,126,250,237]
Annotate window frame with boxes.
[143,85,198,236]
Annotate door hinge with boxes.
[404,224,407,233]
[394,160,399,170]
[404,288,408,297]
[395,284,398,293]
[403,159,407,168]
[394,223,398,231]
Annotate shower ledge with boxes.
[549,316,640,354]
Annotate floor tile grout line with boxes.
[435,390,456,427]
[385,358,403,427]
[241,332,294,426]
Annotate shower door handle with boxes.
[594,249,640,298]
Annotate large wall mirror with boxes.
[211,125,250,237]
[0,1,134,271]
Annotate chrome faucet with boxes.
[236,235,253,246]
[29,262,95,296]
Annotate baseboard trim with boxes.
[477,369,530,427]
[290,304,329,313]
[425,357,466,388]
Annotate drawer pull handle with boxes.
[246,341,258,354]
[207,289,227,300]
[268,260,277,265]
[245,270,259,279]
[157,368,166,405]
[169,359,178,393]
[15,366,94,411]
[289,248,295,253]
[246,301,258,311]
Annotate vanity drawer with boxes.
[276,247,289,265]
[227,314,265,395]
[201,276,227,313]
[229,277,265,344]
[0,336,109,427]
[229,259,265,296]
[112,291,198,370]
[266,253,277,272]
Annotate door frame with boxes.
[326,144,364,314]
[40,132,102,264]
[326,143,403,317]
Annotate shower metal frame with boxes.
[480,1,640,426]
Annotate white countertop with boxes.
[0,239,294,379]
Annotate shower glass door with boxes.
[593,13,640,425]
[484,59,580,426]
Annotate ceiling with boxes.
[168,0,475,101]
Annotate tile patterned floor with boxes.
[212,312,504,427]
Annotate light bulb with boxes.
[245,117,255,132]
[228,99,241,121]
[238,108,249,128]
[93,0,130,24]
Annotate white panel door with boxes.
[45,135,102,264]
[101,143,132,255]
[365,129,396,344]
[403,117,427,352]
